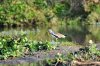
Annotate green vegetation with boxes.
[0,0,99,27]
[0,0,35,26]
[0,34,79,60]
[45,44,100,66]
[0,36,25,59]
[0,0,100,65]
[0,35,56,60]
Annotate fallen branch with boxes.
[72,60,100,66]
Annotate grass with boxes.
[61,41,81,46]
[44,44,100,66]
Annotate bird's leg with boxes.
[56,38,60,45]
[51,37,55,44]
[55,38,58,43]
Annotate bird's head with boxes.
[48,29,55,34]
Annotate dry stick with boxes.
[55,61,59,66]
[73,61,100,65]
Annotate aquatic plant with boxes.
[46,43,100,66]
[0,36,26,59]
[0,35,57,60]
[27,40,56,52]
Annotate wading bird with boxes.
[49,29,66,39]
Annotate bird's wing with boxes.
[56,33,66,38]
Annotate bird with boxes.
[48,29,66,39]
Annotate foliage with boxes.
[27,40,56,52]
[0,0,52,25]
[33,0,47,9]
[85,2,100,24]
[89,44,100,56]
[46,44,100,66]
[89,3,100,14]
[0,36,26,59]
[0,35,56,60]
[0,0,99,26]
[53,3,70,19]
[0,0,36,25]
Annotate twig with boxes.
[73,60,100,65]
[55,61,59,66]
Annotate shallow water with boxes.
[0,24,100,44]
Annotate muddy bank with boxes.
[0,46,81,64]
[0,44,100,65]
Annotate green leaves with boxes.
[47,44,100,65]
[53,3,70,18]
[0,36,57,60]
[0,36,25,59]
[28,40,56,52]
[89,44,100,56]
[0,0,35,24]
[33,0,47,9]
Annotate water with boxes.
[0,24,100,44]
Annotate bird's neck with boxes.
[50,32,55,35]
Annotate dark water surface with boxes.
[0,24,100,44]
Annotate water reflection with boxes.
[0,24,100,44]
[59,24,90,44]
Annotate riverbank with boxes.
[0,44,100,65]
[0,45,81,64]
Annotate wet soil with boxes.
[0,44,100,65]
[0,46,81,64]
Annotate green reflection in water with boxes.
[0,24,100,44]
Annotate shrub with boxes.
[53,3,70,19]
[0,0,35,25]
[0,35,57,60]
